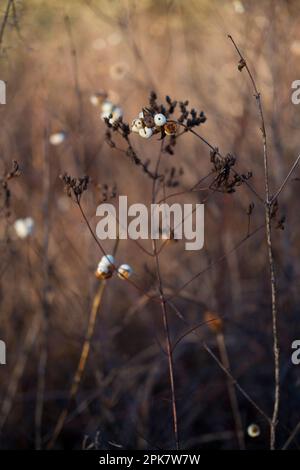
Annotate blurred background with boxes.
[0,0,300,450]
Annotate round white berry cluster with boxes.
[131,110,168,139]
[95,255,133,281]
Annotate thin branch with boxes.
[151,143,179,450]
[203,342,271,424]
[228,34,280,450]
[271,154,300,203]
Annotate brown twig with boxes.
[228,34,280,450]
[151,143,179,450]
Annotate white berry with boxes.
[99,254,115,269]
[154,113,167,127]
[247,424,260,438]
[101,100,114,113]
[139,127,153,139]
[14,217,35,239]
[131,118,143,132]
[111,107,123,123]
[49,132,66,145]
[117,264,133,280]
[95,264,113,280]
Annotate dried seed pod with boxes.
[117,264,133,280]
[154,113,167,126]
[164,122,177,136]
[204,310,223,333]
[143,115,155,128]
[139,127,153,139]
[247,424,260,438]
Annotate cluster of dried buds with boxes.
[131,109,177,139]
[95,255,133,281]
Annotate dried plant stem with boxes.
[151,145,179,450]
[154,246,179,450]
[47,280,106,449]
[265,209,280,450]
[216,332,245,449]
[228,34,280,450]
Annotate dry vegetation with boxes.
[1,0,300,450]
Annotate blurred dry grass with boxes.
[1,0,300,450]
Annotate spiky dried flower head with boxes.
[204,310,223,334]
[60,173,90,202]
[129,92,206,141]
